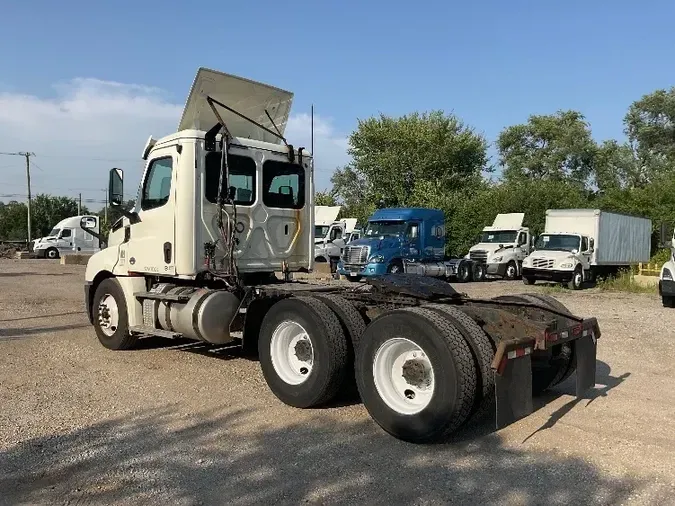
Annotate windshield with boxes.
[314,225,330,238]
[479,230,517,244]
[48,228,59,237]
[535,234,581,252]
[365,220,406,238]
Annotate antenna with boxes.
[311,104,314,157]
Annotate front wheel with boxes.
[504,260,518,280]
[663,296,675,308]
[92,278,137,350]
[523,276,536,285]
[567,268,583,290]
[46,247,59,260]
[387,260,403,274]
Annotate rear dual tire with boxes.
[355,306,494,444]
[258,295,367,408]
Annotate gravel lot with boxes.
[1,258,675,505]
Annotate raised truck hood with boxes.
[178,67,294,144]
[490,212,525,229]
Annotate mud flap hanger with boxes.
[203,96,304,165]
[492,322,599,430]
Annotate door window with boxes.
[262,160,305,209]
[60,229,72,238]
[329,227,343,241]
[518,232,527,245]
[581,237,589,252]
[141,157,173,211]
[406,223,419,240]
[205,152,256,205]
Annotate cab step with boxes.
[129,325,183,339]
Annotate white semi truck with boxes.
[81,67,602,443]
[33,215,101,259]
[466,213,532,281]
[314,205,360,271]
[522,209,652,289]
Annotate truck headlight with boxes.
[491,256,502,263]
[370,255,385,263]
[560,263,573,269]
[663,268,673,281]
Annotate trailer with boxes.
[82,67,601,443]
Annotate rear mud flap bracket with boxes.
[495,354,533,430]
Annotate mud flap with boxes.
[575,333,597,397]
[495,354,533,429]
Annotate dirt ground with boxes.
[1,258,674,505]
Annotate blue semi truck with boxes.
[336,207,480,282]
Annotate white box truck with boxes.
[522,209,652,289]
[33,215,101,259]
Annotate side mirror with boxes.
[80,216,97,230]
[109,168,124,206]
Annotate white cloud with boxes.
[0,77,349,207]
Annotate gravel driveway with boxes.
[1,259,674,505]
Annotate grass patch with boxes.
[596,270,657,294]
[537,283,567,293]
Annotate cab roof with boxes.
[369,208,444,222]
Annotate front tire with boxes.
[46,247,59,259]
[387,259,403,274]
[92,278,137,350]
[523,276,536,285]
[663,296,675,308]
[567,268,583,290]
[258,297,349,408]
[355,307,477,443]
[504,261,517,280]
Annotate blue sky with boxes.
[2,0,675,207]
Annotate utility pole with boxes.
[0,151,35,244]
[103,189,108,224]
[78,193,82,215]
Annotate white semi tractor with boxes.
[466,213,533,281]
[522,209,652,289]
[314,206,360,272]
[81,67,602,443]
[33,215,101,259]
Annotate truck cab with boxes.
[84,68,313,297]
[33,215,101,259]
[336,208,445,281]
[522,233,594,289]
[466,213,531,280]
[314,217,359,271]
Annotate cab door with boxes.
[126,148,177,275]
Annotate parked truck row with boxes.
[333,206,652,291]
[81,67,602,444]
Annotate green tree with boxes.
[0,195,88,241]
[341,110,488,209]
[314,189,339,206]
[497,110,596,186]
[624,87,675,176]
